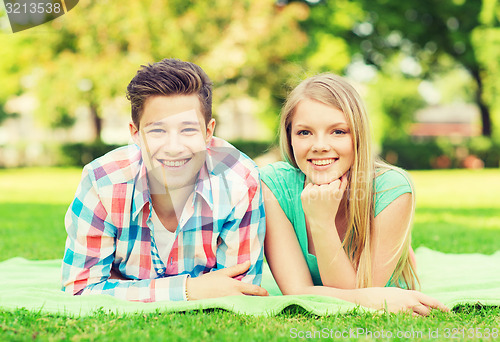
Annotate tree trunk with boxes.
[471,69,492,137]
[89,102,102,142]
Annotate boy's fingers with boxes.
[218,261,251,277]
[240,283,269,296]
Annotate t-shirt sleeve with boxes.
[374,169,413,217]
[260,162,298,224]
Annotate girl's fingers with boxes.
[412,303,431,317]
[338,174,348,194]
[417,293,450,312]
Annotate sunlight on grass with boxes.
[0,167,82,204]
[1,168,499,341]
[407,169,500,254]
[410,169,500,209]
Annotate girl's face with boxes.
[291,98,355,185]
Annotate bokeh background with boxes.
[1,0,499,169]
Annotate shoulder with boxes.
[84,144,141,187]
[374,167,413,217]
[374,167,413,193]
[260,161,302,188]
[260,161,304,216]
[207,137,260,188]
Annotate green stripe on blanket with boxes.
[0,248,498,316]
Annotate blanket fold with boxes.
[1,248,498,316]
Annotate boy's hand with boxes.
[186,261,269,300]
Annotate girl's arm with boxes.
[300,176,357,288]
[263,183,447,315]
[302,175,413,288]
[371,192,413,286]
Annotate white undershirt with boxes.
[150,208,176,264]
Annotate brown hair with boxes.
[126,58,213,128]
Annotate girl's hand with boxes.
[358,287,449,316]
[301,173,348,229]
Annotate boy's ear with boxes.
[129,122,140,145]
[205,118,216,145]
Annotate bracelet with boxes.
[185,285,189,301]
[185,277,190,301]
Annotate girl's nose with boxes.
[311,136,331,152]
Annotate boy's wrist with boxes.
[185,275,191,301]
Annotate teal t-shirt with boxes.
[260,161,412,287]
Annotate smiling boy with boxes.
[61,59,267,302]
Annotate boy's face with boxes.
[130,95,215,192]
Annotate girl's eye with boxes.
[332,129,347,135]
[297,130,310,136]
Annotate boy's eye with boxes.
[148,128,166,134]
[181,127,199,134]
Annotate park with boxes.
[1,0,499,341]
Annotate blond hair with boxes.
[280,73,418,289]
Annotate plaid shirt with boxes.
[61,137,265,302]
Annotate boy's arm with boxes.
[61,166,188,302]
[215,169,266,285]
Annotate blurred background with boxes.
[0,0,499,170]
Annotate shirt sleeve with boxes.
[61,165,189,302]
[374,169,413,217]
[214,167,265,286]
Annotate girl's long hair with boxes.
[279,73,419,289]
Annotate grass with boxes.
[1,167,499,341]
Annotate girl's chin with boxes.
[306,170,345,185]
[308,175,337,185]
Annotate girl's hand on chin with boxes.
[301,173,348,229]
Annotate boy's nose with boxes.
[163,134,184,155]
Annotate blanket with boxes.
[0,247,498,316]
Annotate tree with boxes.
[347,0,500,137]
[2,0,309,141]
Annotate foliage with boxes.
[472,25,500,139]
[1,0,309,141]
[229,140,274,159]
[293,0,363,74]
[346,0,500,137]
[60,142,121,166]
[366,72,425,142]
[381,136,500,170]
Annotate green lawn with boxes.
[1,167,499,341]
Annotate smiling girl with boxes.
[261,73,448,316]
